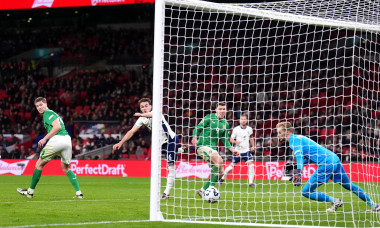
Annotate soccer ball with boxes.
[203,186,220,203]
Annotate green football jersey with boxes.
[193,113,232,150]
[43,109,69,136]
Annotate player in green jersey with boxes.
[192,102,240,198]
[17,97,83,199]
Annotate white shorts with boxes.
[197,146,218,163]
[40,135,72,164]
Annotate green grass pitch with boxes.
[1,175,379,227]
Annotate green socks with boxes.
[29,168,42,190]
[66,170,80,191]
[203,166,220,190]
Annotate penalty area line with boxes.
[1,220,150,228]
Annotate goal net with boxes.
[151,0,380,227]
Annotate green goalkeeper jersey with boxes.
[43,109,69,136]
[193,113,232,150]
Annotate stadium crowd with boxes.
[0,13,379,163]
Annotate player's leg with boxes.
[245,152,256,187]
[302,164,342,212]
[61,162,83,198]
[302,180,335,202]
[60,135,83,198]
[161,136,179,199]
[333,163,378,210]
[17,139,59,198]
[219,155,238,186]
[196,146,222,198]
[17,158,48,198]
[247,161,256,187]
[203,151,223,190]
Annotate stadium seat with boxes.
[129,154,137,160]
[328,128,336,136]
[319,128,328,141]
[24,112,32,119]
[342,147,349,155]
[121,154,129,159]
[138,154,146,160]
[83,106,90,115]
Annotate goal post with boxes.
[151,0,380,227]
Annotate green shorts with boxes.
[40,135,72,164]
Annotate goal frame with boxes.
[150,0,380,226]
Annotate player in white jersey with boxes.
[113,98,178,200]
[219,113,256,187]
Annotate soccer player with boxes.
[17,97,83,198]
[219,113,256,187]
[113,98,178,200]
[192,102,240,198]
[276,121,380,212]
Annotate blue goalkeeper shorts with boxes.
[231,151,253,165]
[162,135,179,165]
[308,161,348,184]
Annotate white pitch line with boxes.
[0,198,143,204]
[0,220,150,228]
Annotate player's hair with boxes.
[216,102,227,108]
[34,97,47,104]
[276,121,294,133]
[138,98,152,105]
[240,112,249,119]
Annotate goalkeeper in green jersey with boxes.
[17,97,83,199]
[192,102,240,198]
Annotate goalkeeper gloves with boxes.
[289,169,302,187]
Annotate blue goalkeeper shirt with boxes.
[289,134,339,170]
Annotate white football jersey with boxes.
[135,115,176,145]
[231,125,253,153]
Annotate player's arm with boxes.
[229,128,239,145]
[191,115,210,145]
[134,112,152,118]
[249,136,255,152]
[113,125,140,150]
[38,119,61,148]
[290,139,304,186]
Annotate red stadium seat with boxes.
[138,154,146,160]
[129,154,137,160]
[24,112,32,119]
[328,128,336,136]
[121,154,129,159]
[319,128,328,141]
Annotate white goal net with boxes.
[151,0,380,227]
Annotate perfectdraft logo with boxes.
[70,160,127,176]
[265,162,283,180]
[0,160,29,175]
[32,0,55,8]
[176,162,211,179]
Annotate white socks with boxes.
[248,164,255,184]
[164,165,176,195]
[221,165,234,180]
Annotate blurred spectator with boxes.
[135,146,144,157]
[107,149,120,160]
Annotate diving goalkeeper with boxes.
[276,121,379,212]
[192,102,240,198]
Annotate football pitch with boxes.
[1,175,379,228]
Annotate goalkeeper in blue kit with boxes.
[276,121,379,212]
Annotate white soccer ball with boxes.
[203,186,220,203]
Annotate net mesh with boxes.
[156,0,380,226]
